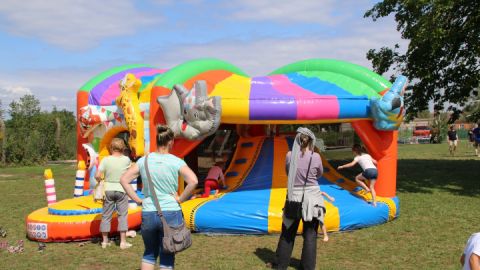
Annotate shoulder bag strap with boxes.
[300,151,314,203]
[144,155,172,232]
[144,155,167,216]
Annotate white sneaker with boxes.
[126,230,137,238]
[101,242,111,249]
[120,242,132,250]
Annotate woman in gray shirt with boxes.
[273,127,324,270]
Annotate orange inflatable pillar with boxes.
[76,91,90,190]
[149,86,170,152]
[351,120,398,197]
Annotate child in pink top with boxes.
[195,161,226,198]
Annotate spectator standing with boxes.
[461,232,480,270]
[121,125,198,270]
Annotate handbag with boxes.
[144,155,192,254]
[93,179,105,203]
[283,151,313,220]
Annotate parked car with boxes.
[413,125,431,137]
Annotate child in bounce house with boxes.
[193,160,227,198]
[337,144,379,207]
[312,146,335,241]
[95,138,132,249]
[318,190,335,242]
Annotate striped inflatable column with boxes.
[74,161,86,197]
[43,169,56,206]
[128,178,138,209]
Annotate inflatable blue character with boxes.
[370,75,408,130]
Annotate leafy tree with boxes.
[0,100,5,165]
[50,107,77,159]
[8,94,41,120]
[4,95,77,164]
[462,98,480,123]
[430,111,450,143]
[416,110,432,119]
[0,99,4,119]
[364,0,480,120]
[6,95,43,164]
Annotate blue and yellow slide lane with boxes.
[182,136,399,234]
[181,136,266,231]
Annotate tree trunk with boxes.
[55,117,61,144]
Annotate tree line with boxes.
[0,95,77,166]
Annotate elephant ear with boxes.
[173,84,190,104]
[194,80,208,105]
[193,80,221,136]
[156,91,183,136]
[208,95,222,131]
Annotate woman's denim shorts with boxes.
[141,210,184,269]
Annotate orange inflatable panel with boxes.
[26,196,141,242]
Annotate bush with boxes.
[2,95,76,165]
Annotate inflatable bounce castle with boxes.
[26,58,407,241]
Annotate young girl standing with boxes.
[338,144,378,207]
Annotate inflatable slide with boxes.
[182,136,398,234]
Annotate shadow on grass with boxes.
[327,159,480,196]
[254,247,302,269]
[396,159,480,196]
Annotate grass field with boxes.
[0,142,479,269]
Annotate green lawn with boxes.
[0,142,479,269]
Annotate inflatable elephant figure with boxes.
[157,80,221,140]
[370,75,408,131]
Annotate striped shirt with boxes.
[137,153,186,212]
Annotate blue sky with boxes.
[0,0,407,112]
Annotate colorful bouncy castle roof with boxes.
[77,59,392,124]
[79,64,167,106]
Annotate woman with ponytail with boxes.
[272,127,325,270]
[121,125,198,270]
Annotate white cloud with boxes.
[224,0,373,26]
[0,67,98,112]
[1,86,32,96]
[47,96,67,102]
[225,0,365,24]
[0,0,159,50]
[151,18,408,76]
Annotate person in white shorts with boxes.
[461,232,480,270]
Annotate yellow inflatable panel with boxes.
[183,136,264,231]
[267,137,289,233]
[210,74,251,123]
